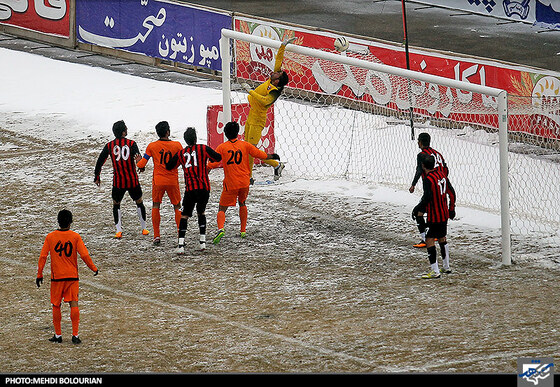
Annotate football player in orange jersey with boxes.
[239,36,296,183]
[36,210,98,344]
[208,121,280,244]
[136,121,184,245]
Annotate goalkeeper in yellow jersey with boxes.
[241,36,296,183]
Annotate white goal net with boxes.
[220,29,560,263]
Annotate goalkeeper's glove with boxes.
[36,277,43,288]
[282,37,296,46]
[241,83,252,92]
[449,210,456,220]
[94,270,99,276]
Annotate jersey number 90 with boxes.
[113,145,130,161]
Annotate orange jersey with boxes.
[137,139,183,186]
[37,230,97,281]
[211,139,267,190]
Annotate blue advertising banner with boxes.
[76,0,231,71]
[411,1,560,28]
[535,0,560,29]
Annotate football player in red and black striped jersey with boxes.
[409,132,449,248]
[412,154,456,279]
[94,120,149,239]
[166,127,221,253]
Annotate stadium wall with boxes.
[0,0,75,48]
[2,0,560,141]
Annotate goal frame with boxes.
[220,29,511,265]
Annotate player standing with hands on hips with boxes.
[240,35,296,184]
[409,132,449,248]
[36,210,98,344]
[412,154,456,279]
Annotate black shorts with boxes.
[426,221,447,239]
[182,189,210,217]
[112,185,143,203]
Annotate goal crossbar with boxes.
[220,29,511,265]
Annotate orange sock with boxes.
[174,209,182,230]
[52,305,62,336]
[217,211,226,230]
[70,306,80,337]
[152,208,161,238]
[239,206,248,233]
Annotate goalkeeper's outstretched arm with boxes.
[274,36,295,71]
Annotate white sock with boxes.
[116,209,122,233]
[441,244,450,269]
[431,262,440,273]
[137,207,146,229]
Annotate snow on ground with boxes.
[0,47,500,226]
[1,46,559,375]
[0,46,557,262]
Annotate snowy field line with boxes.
[0,253,378,369]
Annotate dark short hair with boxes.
[224,121,240,140]
[277,71,289,88]
[112,120,127,138]
[57,209,73,229]
[422,154,436,170]
[418,132,431,147]
[184,127,197,145]
[156,121,170,138]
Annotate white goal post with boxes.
[220,29,511,265]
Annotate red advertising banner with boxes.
[206,103,275,165]
[234,17,560,140]
[0,0,70,37]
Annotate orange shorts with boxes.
[50,280,79,306]
[219,186,249,207]
[152,184,181,205]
